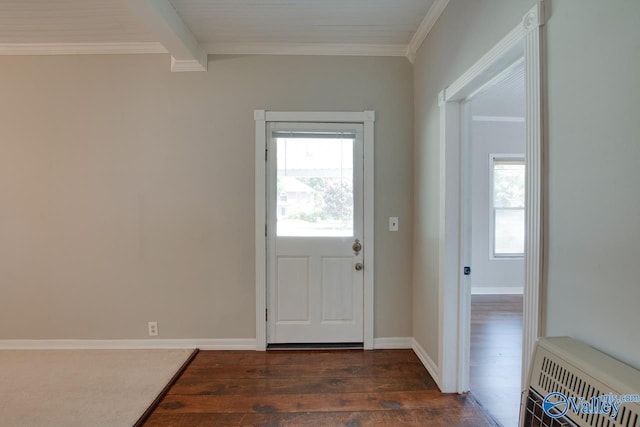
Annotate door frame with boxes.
[437,2,544,392]
[254,110,375,351]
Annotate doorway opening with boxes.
[436,1,543,397]
[466,63,525,427]
[266,122,365,345]
[254,111,375,351]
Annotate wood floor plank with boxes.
[179,362,431,380]
[190,349,417,367]
[154,390,462,414]
[168,375,438,395]
[143,349,498,426]
[144,407,496,427]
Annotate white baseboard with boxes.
[0,338,257,350]
[411,338,442,391]
[373,337,412,349]
[471,286,523,295]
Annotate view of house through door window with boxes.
[276,132,354,237]
[267,123,364,345]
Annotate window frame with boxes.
[489,154,525,259]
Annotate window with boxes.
[491,156,525,257]
[274,131,355,237]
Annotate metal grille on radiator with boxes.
[522,337,640,427]
[524,388,578,427]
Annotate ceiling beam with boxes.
[123,0,207,72]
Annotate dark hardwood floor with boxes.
[144,349,498,426]
[470,294,524,427]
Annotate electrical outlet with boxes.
[148,321,158,337]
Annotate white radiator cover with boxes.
[522,337,640,427]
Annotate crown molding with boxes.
[0,41,409,60]
[203,42,407,58]
[406,0,450,63]
[0,2,453,64]
[0,42,167,56]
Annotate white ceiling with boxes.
[471,61,525,118]
[171,0,432,45]
[0,0,155,43]
[0,0,449,68]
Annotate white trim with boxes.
[363,110,375,349]
[255,109,267,350]
[437,1,544,393]
[0,41,425,60]
[465,57,526,102]
[373,337,412,349]
[405,0,450,63]
[438,92,461,393]
[471,287,524,295]
[489,154,526,259]
[264,111,369,123]
[472,115,525,123]
[0,42,167,56]
[254,110,375,351]
[0,339,256,350]
[171,51,208,72]
[412,338,442,391]
[204,42,406,58]
[521,1,545,388]
[458,100,472,393]
[445,28,524,102]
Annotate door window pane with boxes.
[276,136,354,237]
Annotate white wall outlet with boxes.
[148,321,158,337]
[389,217,399,231]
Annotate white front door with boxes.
[267,122,364,344]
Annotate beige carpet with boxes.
[0,348,194,427]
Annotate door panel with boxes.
[276,257,310,322]
[321,257,354,321]
[267,122,364,344]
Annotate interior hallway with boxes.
[470,294,524,427]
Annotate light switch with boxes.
[389,217,399,232]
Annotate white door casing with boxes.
[437,2,544,393]
[267,122,364,344]
[254,111,375,351]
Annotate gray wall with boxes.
[413,0,640,371]
[412,0,537,365]
[3,0,639,372]
[544,0,640,367]
[0,54,414,340]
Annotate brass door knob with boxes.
[355,263,363,271]
[352,239,362,255]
